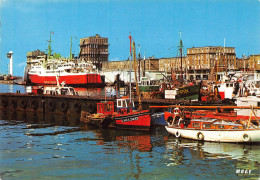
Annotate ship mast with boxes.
[132,41,142,110]
[129,34,132,101]
[178,32,184,85]
[47,31,54,59]
[69,36,73,60]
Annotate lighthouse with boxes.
[7,51,13,79]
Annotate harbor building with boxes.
[79,34,109,69]
[186,46,236,81]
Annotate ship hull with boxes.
[29,73,103,86]
[165,126,260,143]
[115,110,151,131]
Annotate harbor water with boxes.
[0,84,260,179]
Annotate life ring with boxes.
[48,101,56,112]
[73,103,81,113]
[88,103,95,114]
[175,131,181,138]
[242,133,251,142]
[11,100,17,109]
[2,99,8,107]
[174,108,180,115]
[60,102,68,113]
[31,100,38,110]
[197,132,204,141]
[21,100,27,109]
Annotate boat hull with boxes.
[29,73,102,86]
[165,84,201,101]
[165,126,260,143]
[151,112,166,126]
[177,84,201,100]
[139,85,160,92]
[115,110,151,131]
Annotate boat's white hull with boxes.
[165,126,260,143]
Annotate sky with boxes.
[0,0,259,76]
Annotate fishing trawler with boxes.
[80,37,151,131]
[164,33,201,101]
[80,97,151,131]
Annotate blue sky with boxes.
[0,0,259,76]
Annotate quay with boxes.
[0,92,229,116]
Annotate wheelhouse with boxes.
[97,101,114,115]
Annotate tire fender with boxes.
[197,132,204,141]
[242,133,251,142]
[175,131,181,138]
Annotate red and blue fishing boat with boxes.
[80,97,151,131]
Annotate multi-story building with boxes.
[159,57,185,72]
[249,54,260,71]
[187,46,236,81]
[236,56,249,71]
[79,34,109,69]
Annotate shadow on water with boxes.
[0,110,82,136]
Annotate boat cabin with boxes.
[182,118,244,130]
[43,86,76,95]
[116,98,135,110]
[97,101,114,115]
[138,77,160,92]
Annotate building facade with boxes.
[79,34,109,69]
[249,54,260,71]
[236,56,249,71]
[186,46,236,80]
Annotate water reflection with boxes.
[80,126,153,152]
[165,137,260,178]
[0,110,81,136]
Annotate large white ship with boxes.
[28,57,103,86]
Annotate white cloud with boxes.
[0,0,7,7]
[16,62,26,67]
[111,58,120,61]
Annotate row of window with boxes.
[187,48,235,54]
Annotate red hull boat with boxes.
[81,98,151,131]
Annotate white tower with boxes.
[7,51,13,78]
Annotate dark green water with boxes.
[0,85,259,179]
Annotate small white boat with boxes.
[165,108,260,143]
